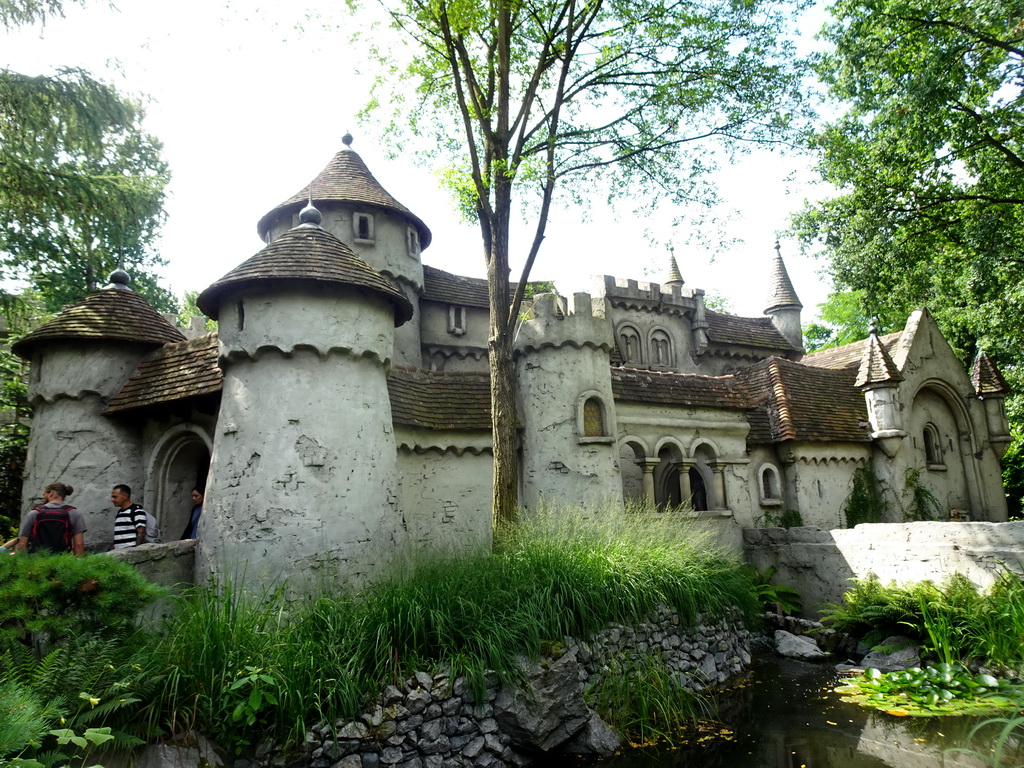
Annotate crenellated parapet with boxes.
[596,275,704,317]
[515,292,615,356]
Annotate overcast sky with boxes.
[3,0,834,320]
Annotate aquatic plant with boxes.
[835,663,1024,717]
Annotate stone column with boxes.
[709,462,727,510]
[638,460,659,506]
[676,461,693,507]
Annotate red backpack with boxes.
[29,504,75,554]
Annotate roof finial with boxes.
[869,318,879,337]
[104,268,132,291]
[342,131,353,149]
[666,244,684,286]
[298,185,322,226]
[774,239,781,257]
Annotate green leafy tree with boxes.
[802,289,904,352]
[0,349,30,539]
[795,0,1024,376]
[361,0,810,526]
[1,0,173,312]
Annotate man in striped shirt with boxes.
[111,485,147,549]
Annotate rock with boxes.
[493,648,590,752]
[559,712,622,757]
[860,636,921,672]
[774,630,827,660]
[331,758,362,768]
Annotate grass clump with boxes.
[155,506,759,749]
[821,570,1024,670]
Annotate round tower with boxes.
[196,205,414,592]
[764,241,804,351]
[256,134,430,367]
[12,271,186,547]
[515,292,623,513]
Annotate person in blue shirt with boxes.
[181,488,203,539]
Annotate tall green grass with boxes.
[154,506,759,749]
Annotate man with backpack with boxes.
[16,481,86,555]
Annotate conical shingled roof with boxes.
[12,288,185,359]
[197,220,414,326]
[764,245,802,313]
[854,331,904,389]
[256,141,432,247]
[971,352,1010,396]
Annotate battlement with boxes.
[595,274,703,313]
[516,292,614,354]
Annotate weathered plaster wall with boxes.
[107,539,196,627]
[397,442,493,557]
[420,301,489,372]
[744,521,1024,614]
[783,446,870,530]
[22,342,155,549]
[197,288,407,593]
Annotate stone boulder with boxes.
[493,648,591,752]
[135,734,224,768]
[560,712,622,757]
[774,630,827,660]
[859,635,921,672]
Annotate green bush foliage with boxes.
[842,467,887,527]
[0,553,165,651]
[821,571,1024,670]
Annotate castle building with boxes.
[13,137,1011,588]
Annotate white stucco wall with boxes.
[420,301,489,372]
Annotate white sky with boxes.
[2,0,834,321]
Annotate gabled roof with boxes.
[801,331,902,370]
[198,219,413,325]
[611,367,751,409]
[12,288,185,359]
[736,357,870,443]
[106,333,222,414]
[256,141,431,247]
[387,366,493,431]
[704,310,797,352]
[972,352,1011,396]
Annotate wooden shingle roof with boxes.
[611,367,752,408]
[765,249,802,311]
[256,143,431,247]
[801,331,902,370]
[737,357,870,443]
[855,332,904,388]
[704,310,796,352]
[197,222,413,325]
[12,288,185,359]
[422,265,551,310]
[387,366,492,431]
[106,333,222,414]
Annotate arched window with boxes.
[617,324,643,365]
[650,329,673,368]
[923,423,944,467]
[759,464,782,505]
[577,391,613,443]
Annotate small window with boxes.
[583,398,605,437]
[448,305,466,336]
[354,212,375,243]
[617,324,642,365]
[237,300,245,331]
[924,423,944,467]
[407,226,420,256]
[759,464,782,505]
[576,391,614,444]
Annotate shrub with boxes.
[0,553,166,653]
[842,467,887,527]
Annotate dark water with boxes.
[599,655,1019,768]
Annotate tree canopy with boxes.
[1,0,173,312]
[795,0,1024,367]
[363,0,810,524]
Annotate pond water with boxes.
[598,654,1020,768]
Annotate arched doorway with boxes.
[146,425,212,540]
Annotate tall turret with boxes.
[515,292,622,512]
[764,241,803,351]
[12,271,186,546]
[971,351,1012,457]
[196,204,414,592]
[256,134,430,367]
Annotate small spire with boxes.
[855,331,903,389]
[342,131,353,150]
[765,239,802,312]
[104,268,133,291]
[666,245,684,287]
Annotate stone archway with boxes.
[146,425,212,541]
